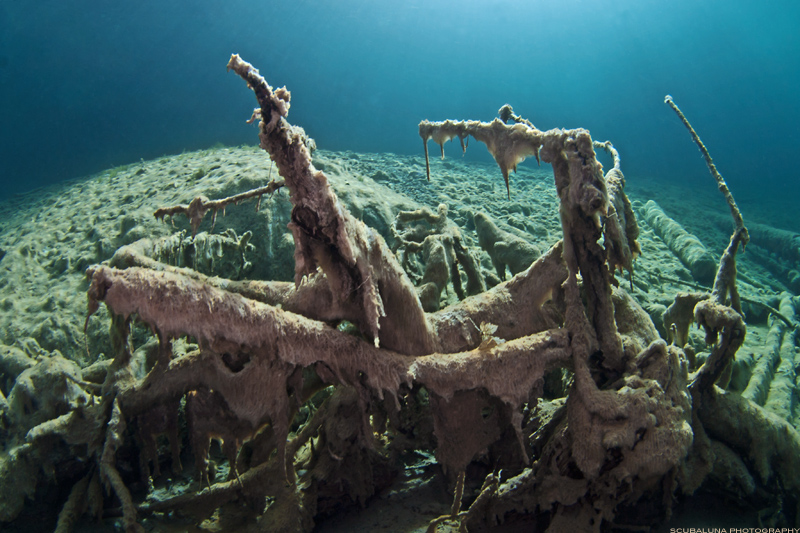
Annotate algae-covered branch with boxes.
[1,56,798,533]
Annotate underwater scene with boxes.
[1,1,799,532]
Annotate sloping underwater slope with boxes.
[0,127,797,531]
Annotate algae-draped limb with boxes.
[3,57,799,533]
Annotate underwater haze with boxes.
[1,0,798,206]
[3,2,800,531]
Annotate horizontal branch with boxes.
[110,229,568,356]
[154,179,284,237]
[87,265,571,414]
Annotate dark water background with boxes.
[1,0,798,218]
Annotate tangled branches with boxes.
[3,59,799,533]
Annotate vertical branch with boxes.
[666,95,750,392]
[691,228,748,391]
[100,398,143,533]
[418,118,625,369]
[450,469,466,516]
[665,95,748,247]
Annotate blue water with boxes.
[1,0,798,208]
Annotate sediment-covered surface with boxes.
[0,141,797,531]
